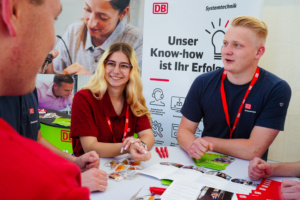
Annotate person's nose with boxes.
[222,45,232,56]
[87,13,98,28]
[66,91,72,96]
[112,65,121,73]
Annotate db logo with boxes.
[61,130,72,143]
[153,3,168,14]
[245,104,251,110]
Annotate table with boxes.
[90,146,298,199]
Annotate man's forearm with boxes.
[38,133,76,163]
[271,162,300,177]
[177,130,197,151]
[202,136,264,160]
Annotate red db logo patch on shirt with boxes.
[245,104,251,110]
[29,108,34,114]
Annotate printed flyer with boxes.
[193,152,235,170]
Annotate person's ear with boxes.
[255,45,265,60]
[53,82,58,90]
[1,0,17,36]
[119,6,129,21]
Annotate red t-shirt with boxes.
[71,89,151,156]
[0,118,89,200]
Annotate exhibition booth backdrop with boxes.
[36,0,300,162]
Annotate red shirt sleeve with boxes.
[71,90,99,138]
[0,118,90,200]
[135,114,152,133]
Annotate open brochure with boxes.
[140,162,258,199]
[161,178,283,200]
[140,162,257,187]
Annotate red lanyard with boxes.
[220,66,260,139]
[105,105,129,143]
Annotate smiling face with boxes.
[221,26,264,75]
[104,51,131,90]
[83,0,127,44]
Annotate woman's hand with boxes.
[61,62,92,75]
[128,142,151,162]
[121,137,141,153]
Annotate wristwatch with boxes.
[141,141,147,150]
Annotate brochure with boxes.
[140,162,258,188]
[236,179,283,200]
[193,152,235,170]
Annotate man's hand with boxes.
[61,62,92,75]
[81,168,108,192]
[281,179,300,200]
[186,138,213,159]
[129,142,151,162]
[74,151,100,172]
[248,157,272,180]
[41,49,59,74]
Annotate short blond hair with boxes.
[231,16,268,43]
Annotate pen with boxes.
[160,147,165,158]
[155,147,163,158]
[164,146,168,158]
[149,187,167,195]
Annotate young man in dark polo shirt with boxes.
[177,16,291,161]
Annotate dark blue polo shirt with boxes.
[181,67,291,160]
[0,89,40,140]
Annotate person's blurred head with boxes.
[78,0,130,48]
[53,74,74,98]
[221,16,267,74]
[0,0,61,96]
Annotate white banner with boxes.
[142,0,264,146]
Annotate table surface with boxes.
[90,146,298,199]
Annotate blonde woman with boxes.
[71,43,154,161]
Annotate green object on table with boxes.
[52,118,71,127]
[161,179,173,186]
[193,152,235,170]
[40,123,73,154]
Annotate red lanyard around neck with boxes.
[105,105,129,143]
[220,66,260,139]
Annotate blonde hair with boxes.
[231,16,268,44]
[82,42,152,121]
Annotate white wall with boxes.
[261,0,300,162]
